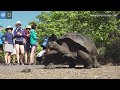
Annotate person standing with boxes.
[11,27,17,65]
[1,26,14,65]
[24,25,31,65]
[30,23,37,65]
[13,21,25,65]
[0,25,4,52]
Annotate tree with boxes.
[29,11,120,64]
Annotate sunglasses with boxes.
[7,28,13,30]
[26,28,31,29]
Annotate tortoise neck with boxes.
[55,44,64,53]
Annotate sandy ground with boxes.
[0,65,120,79]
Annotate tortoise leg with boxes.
[68,59,76,68]
[91,56,101,68]
[44,63,55,69]
[63,56,76,68]
[43,50,58,69]
[77,50,93,69]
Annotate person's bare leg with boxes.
[15,44,20,64]
[19,45,24,65]
[25,52,27,62]
[5,52,9,64]
[7,52,11,64]
[30,46,36,64]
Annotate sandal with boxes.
[7,63,12,65]
[4,63,8,65]
[29,62,35,65]
[20,60,24,65]
[25,62,29,65]
[12,62,17,65]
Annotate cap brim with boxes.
[15,23,21,25]
[6,28,13,30]
[26,27,31,29]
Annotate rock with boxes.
[21,68,31,73]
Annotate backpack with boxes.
[41,37,49,47]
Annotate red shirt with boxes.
[24,29,30,44]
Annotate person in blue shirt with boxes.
[36,37,50,64]
[0,25,4,52]
[13,21,25,65]
[41,37,49,49]
[1,26,14,65]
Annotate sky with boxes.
[0,11,41,29]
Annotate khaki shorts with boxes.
[4,44,13,53]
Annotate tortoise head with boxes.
[48,34,58,49]
[48,41,58,49]
[48,34,57,41]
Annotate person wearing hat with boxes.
[11,27,17,65]
[24,25,31,65]
[1,26,14,65]
[0,25,4,52]
[13,21,25,65]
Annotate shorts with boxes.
[15,41,24,45]
[31,44,37,47]
[0,44,3,50]
[24,43,31,52]
[4,44,13,53]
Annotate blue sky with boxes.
[0,11,41,28]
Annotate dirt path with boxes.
[0,65,120,79]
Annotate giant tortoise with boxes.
[44,33,101,69]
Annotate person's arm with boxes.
[1,33,6,43]
[17,30,25,38]
[22,30,26,38]
[13,30,19,38]
[14,29,24,38]
[26,33,30,37]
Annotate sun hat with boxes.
[15,21,22,25]
[26,25,31,29]
[6,26,13,30]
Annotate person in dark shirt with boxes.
[24,25,31,65]
[1,26,14,65]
